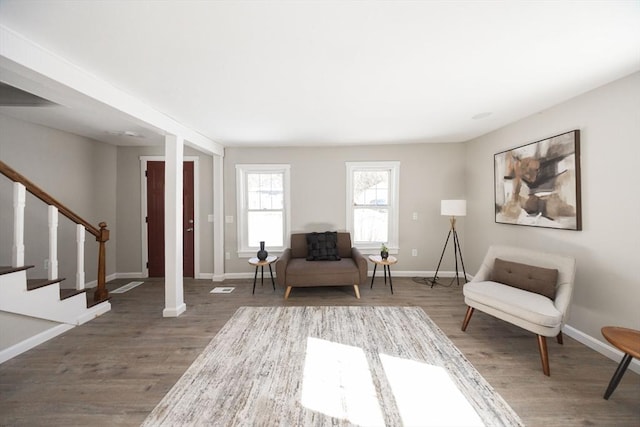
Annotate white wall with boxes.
[0,113,117,286]
[464,72,640,342]
[223,143,466,274]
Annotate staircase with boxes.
[0,266,110,326]
[0,161,112,363]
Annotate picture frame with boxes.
[494,130,581,230]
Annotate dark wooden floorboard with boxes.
[1,277,638,426]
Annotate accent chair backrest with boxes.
[473,245,577,321]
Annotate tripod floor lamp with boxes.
[430,199,468,288]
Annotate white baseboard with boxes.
[563,324,640,375]
[0,323,74,364]
[115,272,145,279]
[223,272,257,280]
[196,273,213,280]
[75,301,111,325]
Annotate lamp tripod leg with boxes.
[431,230,452,288]
[451,230,468,285]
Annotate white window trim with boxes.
[236,164,291,258]
[346,161,400,254]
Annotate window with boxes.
[346,161,400,253]
[236,164,290,257]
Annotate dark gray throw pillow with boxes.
[306,232,341,261]
[491,258,558,299]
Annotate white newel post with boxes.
[76,224,86,290]
[12,183,26,267]
[48,205,59,280]
[163,134,186,317]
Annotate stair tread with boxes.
[60,288,87,300]
[0,265,34,276]
[26,278,66,290]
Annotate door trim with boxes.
[140,156,200,278]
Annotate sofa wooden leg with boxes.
[461,306,474,331]
[556,331,563,345]
[537,335,550,376]
[284,286,292,300]
[353,285,360,299]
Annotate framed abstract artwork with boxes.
[494,130,582,230]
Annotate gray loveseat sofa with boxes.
[275,232,367,299]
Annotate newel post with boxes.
[94,222,110,302]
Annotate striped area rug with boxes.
[142,306,523,426]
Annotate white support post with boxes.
[213,154,225,281]
[12,183,26,267]
[76,224,86,290]
[48,205,59,280]
[163,134,186,317]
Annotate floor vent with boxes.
[111,281,144,294]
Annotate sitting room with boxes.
[0,1,638,426]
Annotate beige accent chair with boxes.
[461,245,576,376]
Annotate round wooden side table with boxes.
[248,255,278,294]
[368,255,398,294]
[601,326,640,399]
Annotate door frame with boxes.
[140,156,200,278]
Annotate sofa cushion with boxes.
[306,232,341,261]
[286,258,359,287]
[492,258,558,299]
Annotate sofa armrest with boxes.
[276,248,291,287]
[351,247,368,285]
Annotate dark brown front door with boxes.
[146,161,195,278]
[182,162,195,277]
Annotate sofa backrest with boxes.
[290,232,352,259]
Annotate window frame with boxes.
[345,161,400,254]
[236,164,291,257]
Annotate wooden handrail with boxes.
[0,160,109,302]
[0,160,101,237]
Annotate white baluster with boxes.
[76,224,86,290]
[12,183,26,267]
[48,205,59,280]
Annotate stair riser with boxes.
[0,270,88,325]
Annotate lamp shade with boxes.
[441,199,467,217]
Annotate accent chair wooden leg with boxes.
[461,306,474,331]
[284,286,292,300]
[556,331,564,345]
[537,335,550,376]
[353,285,361,299]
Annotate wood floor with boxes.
[1,276,638,426]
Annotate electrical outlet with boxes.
[44,259,49,269]
[411,249,418,257]
[225,252,231,260]
[412,212,418,220]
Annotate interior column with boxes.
[213,154,225,281]
[163,134,186,317]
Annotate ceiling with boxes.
[0,1,639,149]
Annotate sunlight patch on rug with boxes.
[380,354,484,426]
[301,337,385,425]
